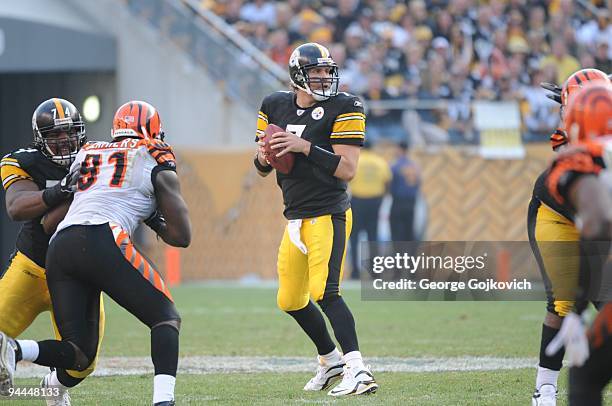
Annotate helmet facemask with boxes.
[292,63,340,101]
[34,119,86,168]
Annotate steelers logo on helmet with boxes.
[288,42,339,101]
[31,98,87,168]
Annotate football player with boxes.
[528,69,610,406]
[253,42,378,396]
[0,101,191,406]
[541,82,612,406]
[0,98,104,405]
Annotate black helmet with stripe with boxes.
[32,98,86,167]
[288,42,339,101]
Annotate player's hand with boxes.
[269,132,310,157]
[546,312,589,367]
[42,168,80,207]
[256,141,271,165]
[144,210,166,235]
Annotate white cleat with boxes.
[327,364,378,397]
[0,331,16,396]
[532,384,557,406]
[303,356,345,391]
[41,372,71,406]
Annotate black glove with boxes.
[42,169,79,208]
[144,210,166,234]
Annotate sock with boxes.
[56,369,85,388]
[539,324,564,371]
[286,301,336,355]
[320,347,342,365]
[536,366,560,391]
[151,324,179,376]
[319,296,359,354]
[46,370,69,390]
[16,340,39,362]
[343,351,365,370]
[153,374,175,404]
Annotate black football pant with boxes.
[36,223,180,381]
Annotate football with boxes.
[262,123,296,175]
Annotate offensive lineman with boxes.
[0,98,104,405]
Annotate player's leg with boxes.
[84,223,180,406]
[568,304,612,406]
[530,202,580,405]
[0,251,50,338]
[46,294,105,389]
[276,224,341,391]
[306,209,377,396]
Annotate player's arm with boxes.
[254,105,273,177]
[41,198,72,234]
[4,180,49,221]
[569,175,612,240]
[151,170,191,248]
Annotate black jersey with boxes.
[256,91,365,219]
[1,147,67,267]
[530,169,576,224]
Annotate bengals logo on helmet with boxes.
[561,68,610,109]
[564,82,612,143]
[111,101,163,141]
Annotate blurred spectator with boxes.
[576,8,612,58]
[594,36,612,73]
[202,0,606,146]
[521,67,560,139]
[540,38,580,83]
[363,71,407,144]
[390,142,421,243]
[266,29,291,66]
[239,0,275,27]
[348,143,391,279]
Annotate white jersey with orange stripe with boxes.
[54,138,165,238]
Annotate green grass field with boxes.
[9,284,611,405]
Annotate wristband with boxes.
[254,155,273,173]
[307,145,341,175]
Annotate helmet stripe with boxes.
[53,98,65,119]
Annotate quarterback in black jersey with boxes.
[0,98,104,399]
[254,42,377,397]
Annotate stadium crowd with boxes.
[198,0,611,145]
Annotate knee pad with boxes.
[317,294,341,312]
[66,341,95,372]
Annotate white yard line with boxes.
[15,356,536,378]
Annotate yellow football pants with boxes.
[0,251,105,379]
[534,204,580,317]
[277,209,352,312]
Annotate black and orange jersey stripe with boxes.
[111,224,173,302]
[147,139,176,168]
[545,143,605,208]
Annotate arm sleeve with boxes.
[255,97,270,142]
[330,96,366,146]
[1,153,34,190]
